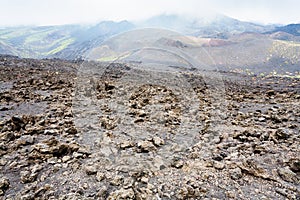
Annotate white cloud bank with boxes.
[0,0,299,26]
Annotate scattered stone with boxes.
[123,177,134,189]
[100,116,119,130]
[120,140,134,149]
[73,152,84,158]
[16,135,34,146]
[11,115,24,124]
[171,157,184,169]
[230,167,243,180]
[0,177,9,195]
[277,167,299,183]
[62,155,71,163]
[266,90,275,96]
[152,136,165,146]
[44,129,59,135]
[107,188,135,200]
[65,127,77,134]
[274,128,291,140]
[20,170,38,183]
[96,186,108,198]
[288,159,300,173]
[110,175,124,186]
[140,176,149,183]
[239,159,273,180]
[258,117,266,122]
[226,191,236,198]
[137,141,156,152]
[0,56,299,199]
[85,165,97,175]
[96,172,106,182]
[213,161,225,170]
[0,132,15,141]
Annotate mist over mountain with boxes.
[140,14,275,37]
[0,20,135,59]
[0,14,299,61]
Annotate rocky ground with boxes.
[0,55,299,199]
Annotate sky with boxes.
[0,0,299,26]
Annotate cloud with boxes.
[0,0,299,26]
[210,0,300,24]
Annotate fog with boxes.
[0,0,299,26]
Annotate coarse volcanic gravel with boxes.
[0,56,299,199]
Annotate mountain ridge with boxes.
[0,14,299,60]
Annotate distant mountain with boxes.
[52,20,135,59]
[191,15,275,38]
[0,25,81,58]
[138,14,275,38]
[0,21,135,59]
[0,14,299,60]
[267,24,300,36]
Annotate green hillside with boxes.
[0,26,76,58]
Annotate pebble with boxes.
[20,170,37,183]
[44,129,59,135]
[267,90,275,96]
[107,188,135,199]
[258,117,266,122]
[65,127,77,134]
[277,167,299,183]
[152,136,165,146]
[85,165,97,175]
[120,140,134,149]
[16,135,34,146]
[230,167,243,180]
[110,175,124,186]
[96,186,108,198]
[0,177,9,193]
[96,172,106,182]
[137,141,156,152]
[171,157,184,169]
[213,161,225,170]
[275,128,291,140]
[62,155,71,163]
[73,152,84,158]
[289,159,300,172]
[140,176,149,183]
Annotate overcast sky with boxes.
[0,0,299,26]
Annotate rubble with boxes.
[0,56,299,199]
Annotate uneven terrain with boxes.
[0,56,299,199]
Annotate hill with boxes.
[0,14,299,68]
[267,24,300,36]
[0,21,134,59]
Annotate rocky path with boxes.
[0,56,299,199]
